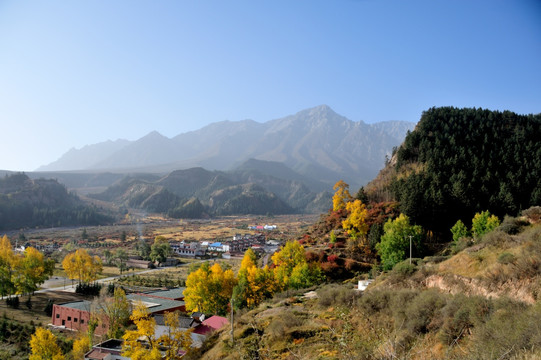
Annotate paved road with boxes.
[36,261,201,294]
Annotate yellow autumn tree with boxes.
[184,262,237,315]
[16,246,53,295]
[122,302,162,360]
[0,235,17,297]
[29,327,65,360]
[71,333,90,360]
[62,249,102,284]
[233,248,276,308]
[342,199,369,239]
[158,311,193,359]
[332,180,352,211]
[272,241,307,290]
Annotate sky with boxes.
[0,0,540,171]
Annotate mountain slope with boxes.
[366,106,541,237]
[38,105,415,189]
[0,173,112,230]
[89,161,330,216]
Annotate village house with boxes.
[51,288,186,334]
[84,339,128,360]
[170,241,206,258]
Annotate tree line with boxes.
[390,107,541,237]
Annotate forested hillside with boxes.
[90,163,331,217]
[0,173,112,230]
[368,107,541,238]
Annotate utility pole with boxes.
[230,298,234,345]
[409,235,413,264]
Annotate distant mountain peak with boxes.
[38,105,416,188]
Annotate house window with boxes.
[81,319,84,324]
[74,318,78,323]
[56,314,60,319]
[67,316,71,321]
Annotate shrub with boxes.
[392,261,417,276]
[402,289,446,334]
[522,206,541,223]
[358,290,392,316]
[6,297,19,309]
[317,284,359,308]
[497,252,516,265]
[452,237,473,254]
[498,215,529,235]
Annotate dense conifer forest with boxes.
[387,107,541,237]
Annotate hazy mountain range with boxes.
[38,105,415,189]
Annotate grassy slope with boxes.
[191,216,541,360]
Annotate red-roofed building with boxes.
[192,315,229,335]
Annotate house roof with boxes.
[210,242,222,247]
[85,349,109,360]
[127,294,185,314]
[145,287,185,300]
[56,300,91,311]
[154,314,196,328]
[203,315,229,330]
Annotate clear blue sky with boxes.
[1,0,540,171]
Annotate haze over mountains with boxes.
[38,105,415,189]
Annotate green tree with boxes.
[271,241,322,291]
[376,214,423,270]
[93,287,131,339]
[451,219,469,242]
[137,240,151,260]
[150,241,172,266]
[115,249,128,274]
[471,210,500,239]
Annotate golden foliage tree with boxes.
[71,333,90,360]
[342,199,369,239]
[158,311,193,359]
[234,248,276,308]
[16,246,53,295]
[122,302,162,360]
[271,240,322,290]
[0,235,17,297]
[29,327,64,360]
[332,180,352,211]
[61,249,102,284]
[0,236,53,297]
[184,262,237,315]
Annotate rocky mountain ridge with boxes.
[38,105,415,189]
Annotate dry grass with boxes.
[0,291,91,328]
